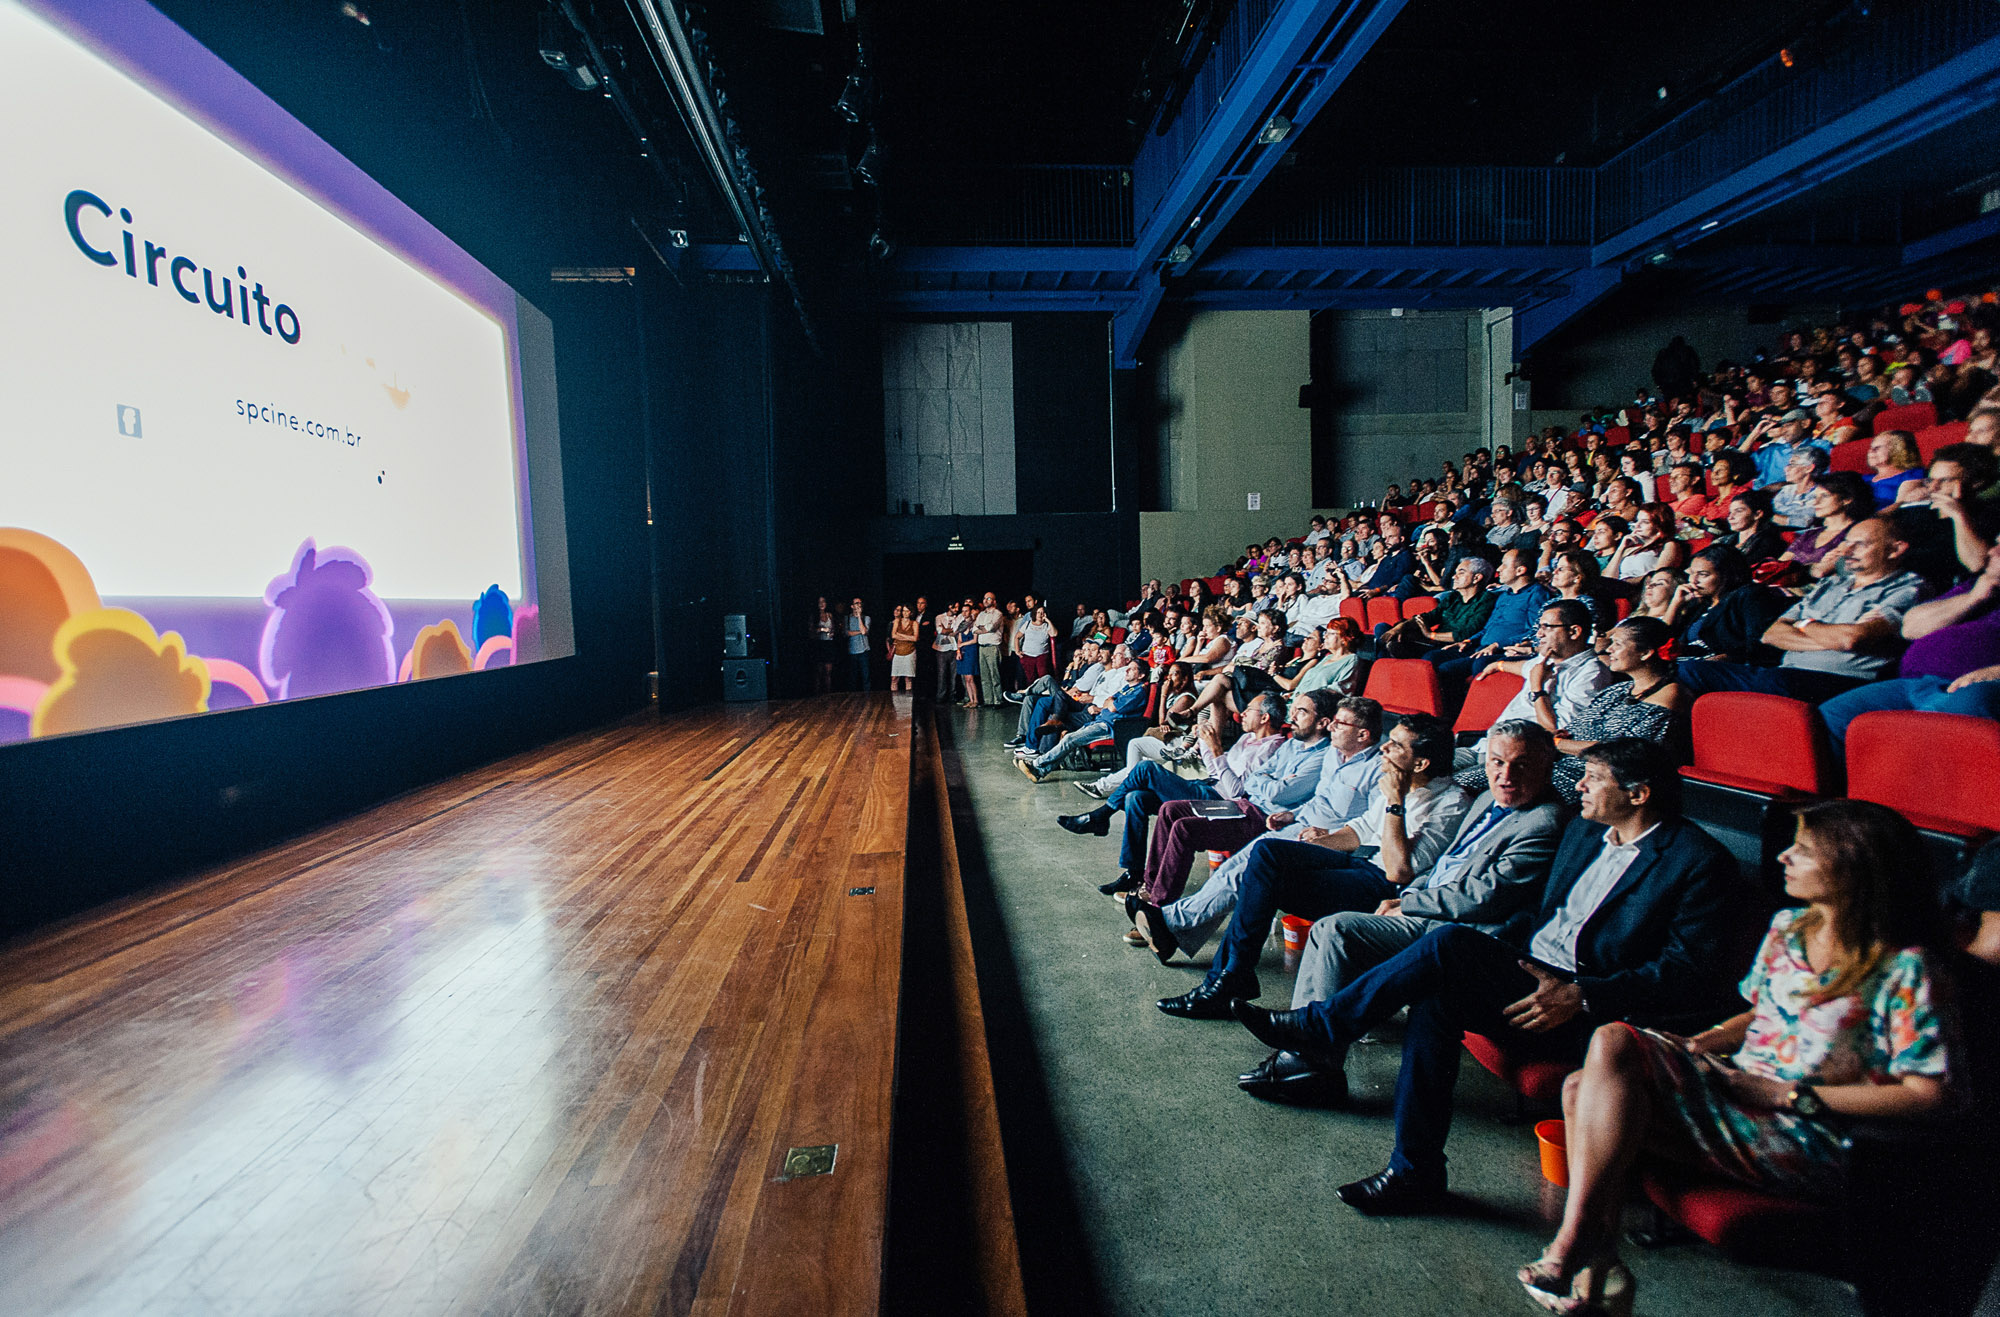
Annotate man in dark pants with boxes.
[1231,739,1747,1216]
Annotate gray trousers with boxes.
[979,644,1002,702]
[1160,825,1301,957]
[934,650,957,699]
[1290,912,1440,1007]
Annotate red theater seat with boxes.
[1604,426,1630,447]
[1461,1032,1572,1114]
[1363,658,1444,717]
[1828,439,1871,474]
[1365,598,1403,631]
[1845,711,2000,838]
[1640,1164,1839,1268]
[1339,597,1368,628]
[1916,420,1969,463]
[1872,402,1937,436]
[1680,693,1837,885]
[1453,670,1523,738]
[1401,595,1438,621]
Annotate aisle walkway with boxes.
[940,704,1853,1317]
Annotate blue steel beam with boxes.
[1593,30,2000,266]
[1902,209,2000,265]
[1516,266,1624,355]
[1117,0,1410,365]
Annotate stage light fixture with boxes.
[854,133,885,185]
[537,12,601,90]
[834,71,866,122]
[1258,114,1293,145]
[1168,242,1194,264]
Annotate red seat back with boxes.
[1462,1032,1572,1103]
[1365,598,1403,631]
[1916,420,1969,463]
[1827,438,1871,474]
[1604,426,1630,447]
[1338,597,1368,628]
[1614,596,1633,621]
[1401,595,1438,621]
[1872,402,1937,435]
[1108,626,1126,644]
[1846,711,2000,835]
[1453,670,1524,736]
[1204,575,1228,596]
[1362,657,1444,717]
[1685,693,1837,796]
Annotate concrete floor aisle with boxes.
[937,704,1854,1317]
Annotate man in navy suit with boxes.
[1230,738,1749,1215]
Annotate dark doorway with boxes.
[882,550,1036,614]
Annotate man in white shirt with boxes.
[973,593,1005,704]
[1230,739,1746,1216]
[1149,714,1469,1016]
[1456,599,1616,775]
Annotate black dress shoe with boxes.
[1098,871,1139,896]
[1336,1167,1448,1217]
[1155,979,1245,1020]
[1059,811,1110,837]
[1230,999,1333,1059]
[1125,897,1180,964]
[1237,1050,1351,1107]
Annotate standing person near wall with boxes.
[956,597,985,705]
[844,598,871,692]
[888,605,919,693]
[912,595,933,698]
[973,591,1005,705]
[812,596,839,696]
[933,602,962,701]
[1015,604,1058,685]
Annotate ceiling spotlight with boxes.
[1699,219,1720,231]
[1779,47,1796,68]
[340,1,371,26]
[1258,114,1293,145]
[668,229,690,249]
[1168,242,1194,264]
[1656,86,1669,100]
[869,230,896,261]
[854,134,885,186]
[1645,247,1673,266]
[537,12,600,90]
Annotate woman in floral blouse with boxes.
[1519,799,1958,1316]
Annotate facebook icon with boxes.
[116,405,142,438]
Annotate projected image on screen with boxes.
[0,0,573,744]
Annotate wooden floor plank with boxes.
[0,694,913,1316]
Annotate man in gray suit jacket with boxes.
[1239,719,1569,1104]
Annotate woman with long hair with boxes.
[1604,503,1688,583]
[1532,616,1690,803]
[1520,800,1956,1316]
[954,596,983,706]
[1548,547,1619,637]
[812,595,839,695]
[1626,569,1685,626]
[887,604,920,693]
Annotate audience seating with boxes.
[1680,693,1838,887]
[1871,401,1937,435]
[1915,420,1969,462]
[1362,658,1444,717]
[1845,710,2000,878]
[1339,597,1368,628]
[1452,669,1524,740]
[1365,597,1403,631]
[1460,1032,1571,1119]
[1638,1164,1840,1268]
[1400,595,1438,621]
[1828,438,1871,473]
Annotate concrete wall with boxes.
[1321,308,1523,506]
[1530,294,1844,411]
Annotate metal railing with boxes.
[1132,0,1281,224]
[894,165,1134,246]
[1241,166,1596,246]
[1594,0,2000,239]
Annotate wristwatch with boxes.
[1384,803,1406,816]
[1783,1084,1827,1120]
[1527,689,1551,702]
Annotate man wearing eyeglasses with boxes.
[1453,600,1617,776]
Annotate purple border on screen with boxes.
[26,0,539,603]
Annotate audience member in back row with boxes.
[1229,740,1748,1218]
[1676,516,1927,703]
[1516,800,1957,1317]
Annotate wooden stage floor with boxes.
[0,695,916,1316]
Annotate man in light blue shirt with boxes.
[1147,696,1384,960]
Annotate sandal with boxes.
[1516,1256,1571,1301]
[1521,1259,1633,1317]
